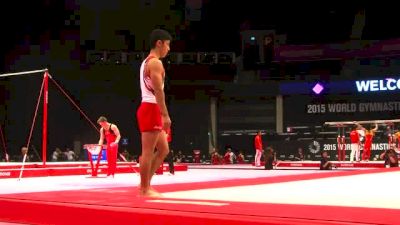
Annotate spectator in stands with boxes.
[20,146,30,162]
[224,148,236,164]
[65,148,76,161]
[380,148,399,168]
[223,149,230,164]
[264,147,275,170]
[236,151,245,164]
[211,148,221,165]
[193,150,201,163]
[121,149,131,161]
[175,150,185,163]
[295,147,305,161]
[52,147,62,162]
[320,150,333,170]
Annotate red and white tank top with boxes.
[140,55,165,103]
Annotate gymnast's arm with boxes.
[98,128,104,146]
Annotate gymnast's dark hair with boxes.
[150,29,172,49]
[97,116,107,123]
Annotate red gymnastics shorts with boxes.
[137,102,162,132]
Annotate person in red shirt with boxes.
[254,130,263,167]
[236,151,245,164]
[98,116,121,177]
[224,148,235,164]
[362,124,378,161]
[349,124,360,162]
[211,148,221,165]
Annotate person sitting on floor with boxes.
[264,147,275,170]
[224,148,236,164]
[380,148,399,168]
[294,147,305,161]
[236,151,245,164]
[211,148,222,165]
[320,150,333,170]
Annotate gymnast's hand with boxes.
[162,114,171,130]
[110,142,118,147]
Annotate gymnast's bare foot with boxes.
[138,188,163,198]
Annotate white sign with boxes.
[356,79,400,92]
[307,102,400,114]
[322,143,390,151]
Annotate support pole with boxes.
[42,70,49,166]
